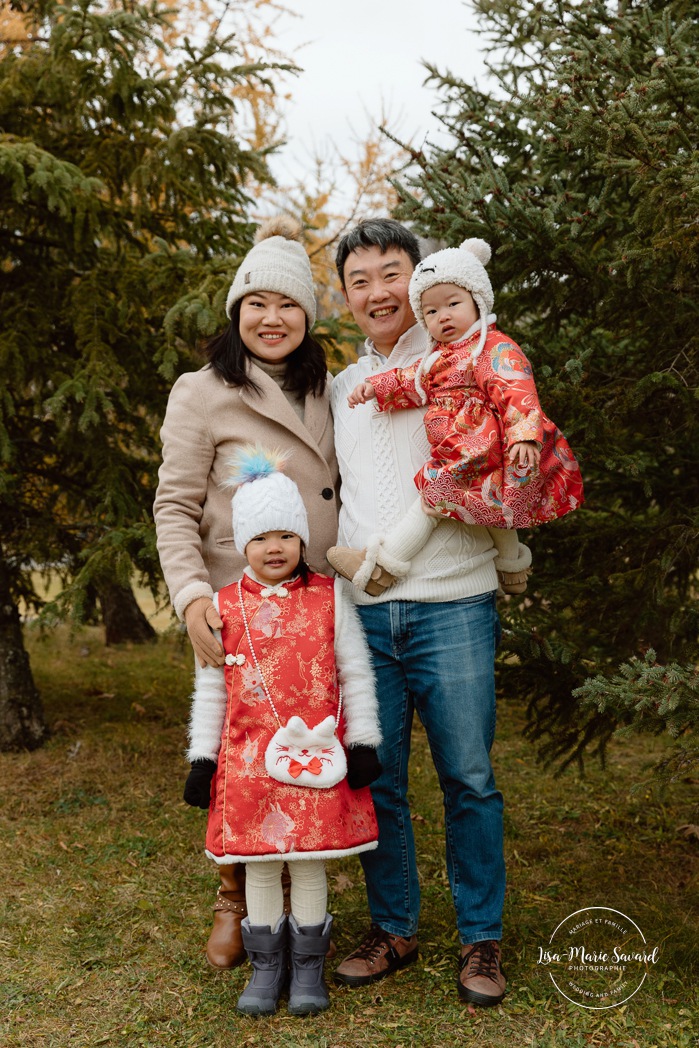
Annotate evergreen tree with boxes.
[0,0,279,749]
[394,0,699,776]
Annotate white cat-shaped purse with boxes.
[264,715,347,789]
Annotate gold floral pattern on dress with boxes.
[205,573,378,862]
[371,326,584,529]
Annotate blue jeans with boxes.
[357,593,505,944]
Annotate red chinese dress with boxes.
[205,572,379,863]
[370,324,584,529]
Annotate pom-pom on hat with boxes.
[225,444,310,555]
[225,216,316,326]
[409,238,494,362]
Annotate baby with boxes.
[328,238,584,594]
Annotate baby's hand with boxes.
[508,441,541,470]
[348,381,377,408]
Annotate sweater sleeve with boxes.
[153,372,216,619]
[333,579,381,748]
[186,594,227,761]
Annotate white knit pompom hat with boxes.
[225,445,310,555]
[409,238,494,362]
[225,216,317,326]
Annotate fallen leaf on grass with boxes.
[332,873,354,893]
[677,824,699,839]
[131,702,147,717]
[410,813,426,823]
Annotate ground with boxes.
[1,622,697,1047]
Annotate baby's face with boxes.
[422,283,479,343]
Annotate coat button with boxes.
[321,488,334,500]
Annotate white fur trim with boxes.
[186,660,226,761]
[206,840,378,863]
[350,534,382,591]
[186,592,226,761]
[174,580,215,622]
[493,541,532,574]
[334,578,381,747]
[374,546,411,578]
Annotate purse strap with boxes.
[236,579,342,729]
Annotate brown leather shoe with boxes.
[206,864,248,969]
[458,940,506,1006]
[334,924,418,987]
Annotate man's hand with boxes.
[184,596,224,667]
[348,381,377,408]
[508,441,541,471]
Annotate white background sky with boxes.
[268,0,489,189]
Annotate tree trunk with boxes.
[0,558,47,751]
[97,581,157,646]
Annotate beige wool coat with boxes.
[154,363,339,620]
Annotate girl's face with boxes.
[421,282,479,344]
[245,531,302,585]
[239,291,306,363]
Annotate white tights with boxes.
[245,859,327,928]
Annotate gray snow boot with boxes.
[288,913,333,1016]
[236,915,288,1016]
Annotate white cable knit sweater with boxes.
[330,324,504,604]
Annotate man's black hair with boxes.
[335,219,422,288]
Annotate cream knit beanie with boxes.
[409,238,494,362]
[225,445,310,555]
[225,216,317,326]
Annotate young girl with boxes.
[327,237,584,594]
[183,447,381,1018]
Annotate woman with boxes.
[154,217,339,969]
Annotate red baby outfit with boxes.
[370,324,584,530]
[204,572,379,863]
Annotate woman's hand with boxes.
[348,381,376,408]
[508,441,541,470]
[184,597,225,667]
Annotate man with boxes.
[330,219,508,1006]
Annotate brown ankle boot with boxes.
[206,864,247,970]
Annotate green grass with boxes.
[1,624,697,1047]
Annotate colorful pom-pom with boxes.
[223,444,290,489]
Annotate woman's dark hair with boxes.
[204,300,327,398]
